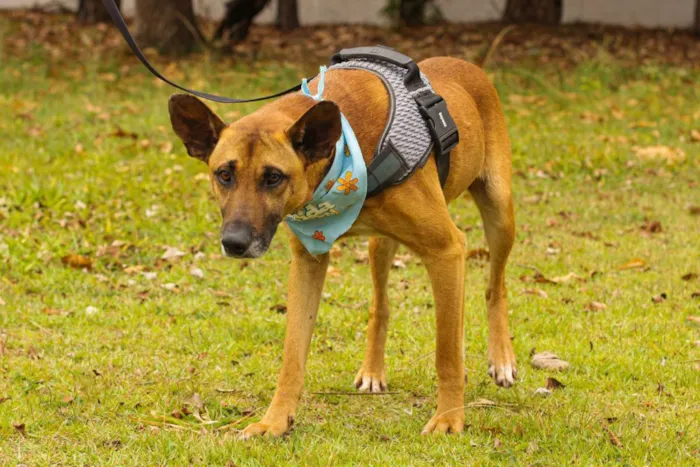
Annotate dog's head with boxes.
[168,94,341,258]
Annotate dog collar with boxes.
[285,67,368,255]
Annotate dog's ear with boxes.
[287,101,341,163]
[168,94,226,163]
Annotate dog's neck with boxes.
[278,68,390,201]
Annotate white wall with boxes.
[0,0,695,28]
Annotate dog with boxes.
[168,57,516,437]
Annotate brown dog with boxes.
[169,57,516,437]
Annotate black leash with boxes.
[100,0,302,103]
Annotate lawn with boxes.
[1,13,699,466]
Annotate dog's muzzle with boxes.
[221,223,254,258]
[220,222,275,259]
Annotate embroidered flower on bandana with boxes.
[312,230,326,241]
[337,171,359,195]
[325,178,335,192]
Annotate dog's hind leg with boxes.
[354,237,399,393]
[468,176,517,387]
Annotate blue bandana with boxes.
[285,66,368,255]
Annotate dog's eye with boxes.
[216,170,233,186]
[263,172,284,188]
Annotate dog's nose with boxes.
[221,226,253,257]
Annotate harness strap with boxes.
[100,0,303,104]
[333,46,459,197]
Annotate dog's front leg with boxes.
[419,229,466,435]
[241,238,328,439]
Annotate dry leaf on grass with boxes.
[534,387,552,397]
[270,304,287,314]
[161,246,186,261]
[681,273,697,281]
[604,425,623,448]
[550,272,585,283]
[546,377,566,390]
[189,267,204,279]
[688,316,700,325]
[524,288,548,298]
[651,293,667,303]
[531,351,569,371]
[633,145,686,165]
[467,248,490,261]
[587,301,607,312]
[617,258,647,270]
[61,253,93,270]
[12,423,26,437]
[183,393,205,412]
[640,221,663,234]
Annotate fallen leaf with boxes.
[546,377,566,390]
[42,308,64,316]
[617,258,647,270]
[681,273,697,281]
[161,247,186,261]
[270,304,287,314]
[690,129,700,142]
[604,425,623,448]
[183,393,204,411]
[688,316,700,325]
[531,351,569,371]
[27,346,40,360]
[142,272,157,280]
[550,272,585,283]
[466,248,489,261]
[392,259,407,269]
[494,437,501,449]
[85,306,99,315]
[587,301,607,312]
[640,221,663,234]
[651,293,667,303]
[534,387,552,397]
[633,145,685,165]
[0,297,5,306]
[189,267,204,279]
[12,423,26,437]
[524,288,548,298]
[61,253,93,270]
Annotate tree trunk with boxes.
[77,0,118,24]
[399,0,426,26]
[503,0,562,25]
[134,0,202,56]
[277,0,300,31]
[214,0,270,43]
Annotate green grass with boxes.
[1,18,699,466]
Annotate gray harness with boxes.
[329,46,459,197]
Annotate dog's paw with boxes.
[353,367,387,393]
[239,415,294,440]
[421,409,464,435]
[488,336,518,388]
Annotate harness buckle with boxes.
[415,94,459,155]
